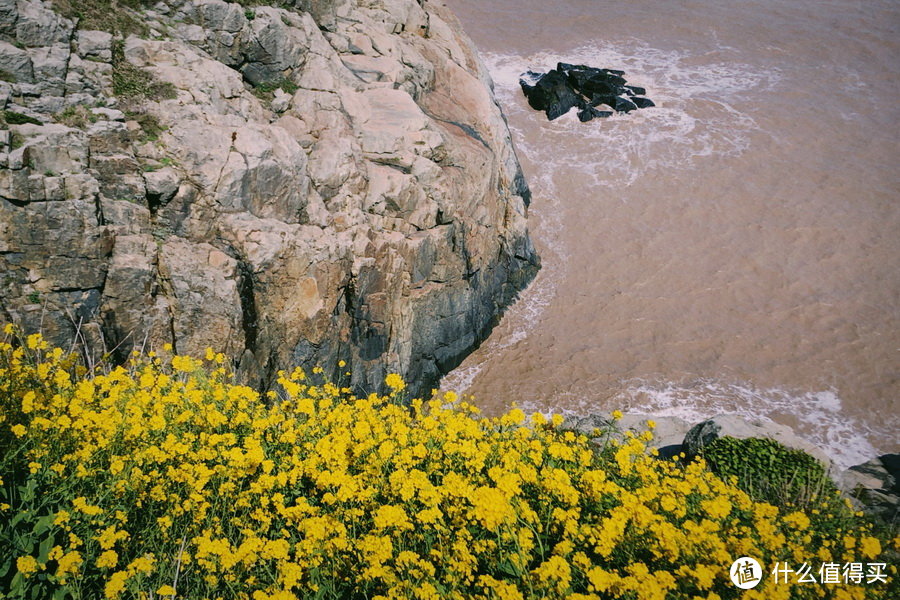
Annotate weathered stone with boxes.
[91,107,126,121]
[0,168,30,202]
[563,413,693,458]
[76,30,113,61]
[100,199,151,234]
[26,94,64,114]
[143,167,180,206]
[12,125,89,174]
[0,81,10,108]
[194,0,246,33]
[64,173,99,201]
[28,42,69,78]
[0,40,34,83]
[0,0,539,400]
[15,0,73,47]
[295,0,350,32]
[158,238,243,357]
[270,88,291,113]
[838,455,900,521]
[0,0,18,38]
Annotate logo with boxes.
[730,556,762,589]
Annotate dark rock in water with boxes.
[519,69,584,121]
[611,96,637,113]
[573,73,618,97]
[577,106,613,122]
[557,62,586,72]
[589,94,617,108]
[521,62,653,121]
[564,65,624,95]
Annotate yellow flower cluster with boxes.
[0,329,894,599]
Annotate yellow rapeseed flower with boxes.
[16,556,39,577]
[0,332,889,600]
[385,373,406,393]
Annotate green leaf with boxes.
[32,515,54,536]
[10,510,32,528]
[496,558,521,577]
[37,533,54,563]
[52,588,70,600]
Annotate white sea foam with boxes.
[518,378,890,469]
[481,41,777,189]
[440,362,484,395]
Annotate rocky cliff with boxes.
[0,0,538,396]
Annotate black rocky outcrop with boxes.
[519,62,654,122]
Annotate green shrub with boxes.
[250,77,298,101]
[10,132,25,150]
[55,105,98,129]
[111,41,177,102]
[51,0,152,36]
[3,111,42,126]
[701,436,835,507]
[124,111,167,143]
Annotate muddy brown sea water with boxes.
[441,0,900,467]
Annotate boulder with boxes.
[520,61,654,121]
[610,96,637,113]
[563,64,626,96]
[519,69,584,120]
[838,454,899,521]
[143,167,180,207]
[76,30,113,61]
[14,0,73,47]
[562,413,692,458]
[577,106,612,122]
[0,40,35,83]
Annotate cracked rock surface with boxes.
[0,0,538,396]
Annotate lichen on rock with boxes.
[0,0,539,397]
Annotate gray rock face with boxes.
[563,413,692,458]
[838,454,899,522]
[0,0,538,398]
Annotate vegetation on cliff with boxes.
[0,328,895,599]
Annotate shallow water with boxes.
[442,0,900,468]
